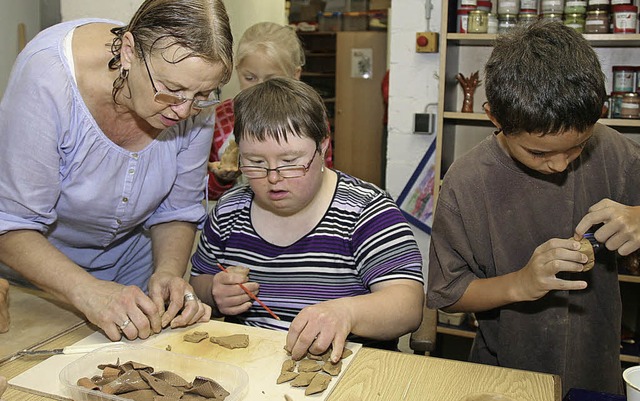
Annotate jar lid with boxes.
[457,8,473,14]
[623,92,639,97]
[613,65,637,70]
[588,0,611,4]
[519,8,539,13]
[470,9,489,14]
[612,4,638,10]
[586,9,609,13]
[541,12,563,16]
[477,0,493,6]
[611,91,627,96]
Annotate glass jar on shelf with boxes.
[564,12,586,32]
[585,10,609,32]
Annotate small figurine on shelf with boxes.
[456,71,482,113]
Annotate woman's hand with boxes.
[574,198,640,256]
[513,238,589,301]
[148,271,211,330]
[285,298,353,363]
[211,266,258,316]
[72,279,161,341]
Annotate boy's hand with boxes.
[515,238,588,301]
[574,198,640,256]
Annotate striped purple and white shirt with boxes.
[191,171,424,332]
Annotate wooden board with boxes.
[0,286,84,362]
[9,320,362,401]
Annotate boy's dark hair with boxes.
[485,20,606,136]
[233,77,330,149]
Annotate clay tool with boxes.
[18,342,125,356]
[217,263,281,320]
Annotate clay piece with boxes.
[305,373,332,396]
[281,359,296,373]
[77,359,230,401]
[0,278,9,333]
[210,334,249,349]
[340,348,353,359]
[276,371,299,384]
[276,346,354,396]
[183,331,210,343]
[322,360,342,376]
[297,359,322,372]
[290,372,318,387]
[578,237,595,271]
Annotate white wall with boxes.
[61,0,143,22]
[60,0,285,100]
[387,0,442,275]
[0,1,41,96]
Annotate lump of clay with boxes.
[578,237,595,271]
[305,373,332,396]
[322,360,342,376]
[210,334,249,349]
[290,372,317,387]
[281,359,295,373]
[184,331,209,343]
[77,359,230,401]
[0,278,9,333]
[276,371,298,384]
[297,359,322,372]
[277,346,353,396]
[187,376,231,400]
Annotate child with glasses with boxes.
[190,77,424,363]
[207,21,333,200]
[427,20,640,395]
[0,0,233,342]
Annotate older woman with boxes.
[0,0,232,341]
[191,77,424,363]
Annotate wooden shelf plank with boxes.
[447,33,640,47]
[442,112,640,128]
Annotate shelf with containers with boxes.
[433,0,640,364]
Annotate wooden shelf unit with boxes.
[433,0,640,364]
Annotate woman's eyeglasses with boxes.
[139,46,220,110]
[239,151,317,179]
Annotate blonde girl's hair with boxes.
[235,22,305,78]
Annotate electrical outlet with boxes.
[416,32,438,53]
[414,113,435,134]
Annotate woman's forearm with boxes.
[0,229,97,305]
[150,221,197,277]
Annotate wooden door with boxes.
[333,31,387,187]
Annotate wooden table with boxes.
[0,286,562,401]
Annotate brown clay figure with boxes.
[456,71,482,113]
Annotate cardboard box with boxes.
[369,0,391,10]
